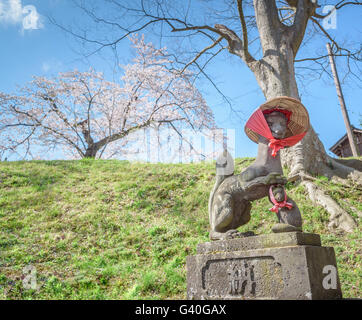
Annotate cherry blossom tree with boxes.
[0,35,216,160]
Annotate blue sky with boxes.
[0,0,361,160]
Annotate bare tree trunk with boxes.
[253,49,361,182]
[84,148,98,158]
[245,1,360,232]
[248,0,361,183]
[248,31,322,178]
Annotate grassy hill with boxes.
[0,159,361,299]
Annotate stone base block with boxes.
[186,232,342,300]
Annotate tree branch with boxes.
[213,24,249,63]
[290,0,316,56]
[310,16,360,61]
[180,36,223,73]
[253,0,284,52]
[9,105,85,157]
[236,0,255,63]
[41,95,87,150]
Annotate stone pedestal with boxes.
[186,232,342,300]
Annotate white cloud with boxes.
[0,0,43,30]
[42,59,63,73]
[42,61,50,72]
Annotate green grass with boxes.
[0,158,360,299]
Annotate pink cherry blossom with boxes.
[0,35,216,160]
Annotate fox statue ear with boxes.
[216,150,234,176]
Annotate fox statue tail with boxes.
[208,150,235,225]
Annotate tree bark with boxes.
[84,146,99,158]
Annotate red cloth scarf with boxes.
[269,186,293,213]
[245,108,307,157]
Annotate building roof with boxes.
[329,127,362,153]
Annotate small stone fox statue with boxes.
[267,184,302,233]
[208,111,302,241]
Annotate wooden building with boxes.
[329,127,362,158]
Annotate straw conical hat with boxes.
[245,96,310,143]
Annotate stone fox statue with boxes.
[208,97,310,241]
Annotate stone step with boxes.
[197,232,321,254]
